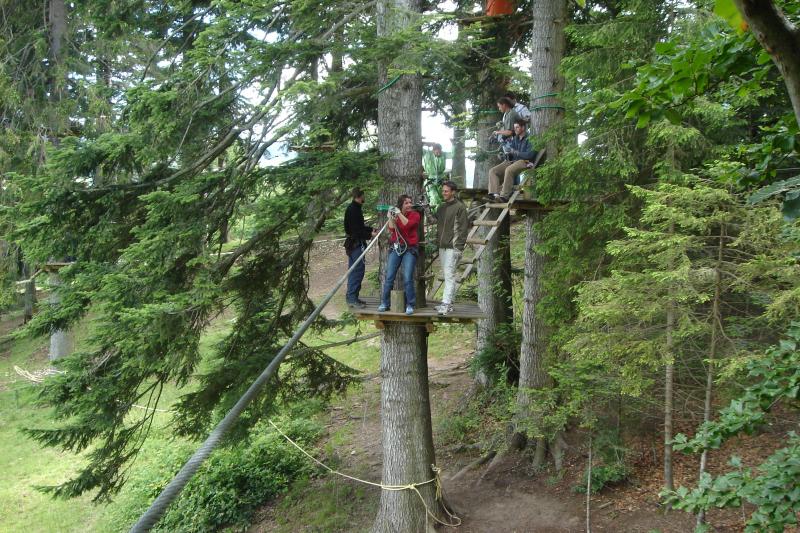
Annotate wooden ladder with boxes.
[426,149,546,300]
[426,180,526,299]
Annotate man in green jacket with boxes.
[422,142,447,209]
[426,180,468,315]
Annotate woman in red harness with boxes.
[378,194,420,315]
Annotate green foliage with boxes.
[714,0,745,33]
[574,462,630,494]
[666,324,800,532]
[155,417,322,533]
[470,323,520,384]
[2,0,390,500]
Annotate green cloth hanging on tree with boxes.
[422,149,446,209]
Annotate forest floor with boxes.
[250,232,800,533]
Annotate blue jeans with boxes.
[346,244,366,303]
[381,246,417,309]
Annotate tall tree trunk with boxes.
[471,8,513,189]
[472,5,515,391]
[697,224,725,527]
[732,0,800,127]
[664,303,675,492]
[24,278,36,323]
[372,0,446,530]
[476,209,513,387]
[473,91,500,189]
[47,0,67,139]
[514,0,567,460]
[450,99,467,188]
[48,271,72,361]
[21,261,36,323]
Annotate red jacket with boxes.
[389,210,420,247]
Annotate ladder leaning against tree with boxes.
[426,149,546,300]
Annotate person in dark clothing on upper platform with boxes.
[344,188,377,308]
[487,118,538,203]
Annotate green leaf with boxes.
[636,112,651,129]
[714,0,746,33]
[664,108,682,124]
[781,195,800,221]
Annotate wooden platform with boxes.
[349,296,485,325]
[459,188,548,211]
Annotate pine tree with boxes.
[371,0,448,530]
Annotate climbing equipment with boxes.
[269,420,461,528]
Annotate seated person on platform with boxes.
[422,142,447,209]
[487,119,538,203]
[493,96,520,142]
[504,91,531,123]
[378,195,420,316]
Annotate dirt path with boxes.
[250,235,698,532]
[306,236,380,318]
[252,348,695,532]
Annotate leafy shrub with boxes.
[665,324,800,532]
[574,462,629,494]
[154,417,322,533]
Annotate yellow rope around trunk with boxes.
[268,420,462,528]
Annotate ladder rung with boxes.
[458,257,475,265]
[473,219,500,227]
[466,237,488,246]
[486,202,510,208]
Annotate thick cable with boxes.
[130,219,391,533]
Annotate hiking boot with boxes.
[405,306,414,315]
[356,299,368,306]
[377,303,389,312]
[484,193,498,202]
[497,195,509,203]
[348,300,366,309]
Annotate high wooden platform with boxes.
[459,188,549,212]
[349,296,484,326]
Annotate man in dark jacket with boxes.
[344,188,376,308]
[487,119,538,202]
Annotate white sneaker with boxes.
[436,303,454,315]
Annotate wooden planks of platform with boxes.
[459,188,549,211]
[349,296,485,325]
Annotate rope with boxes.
[269,420,462,528]
[130,219,391,533]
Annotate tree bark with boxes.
[515,209,550,455]
[471,8,514,189]
[373,324,443,533]
[697,224,725,527]
[476,208,513,387]
[373,0,446,530]
[450,99,467,188]
[733,0,800,127]
[664,304,675,492]
[514,0,567,456]
[48,271,72,361]
[47,0,67,142]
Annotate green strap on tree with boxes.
[376,74,403,95]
